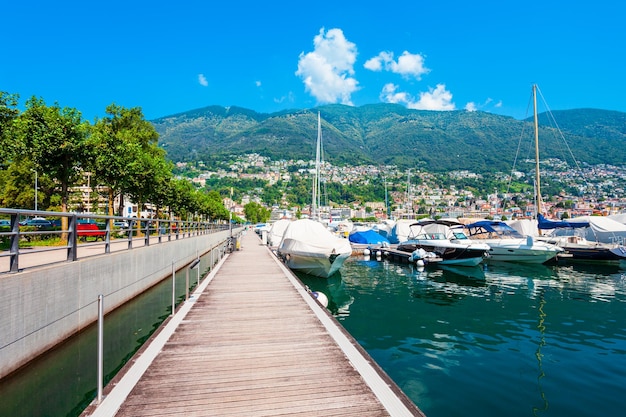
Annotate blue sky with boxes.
[3,0,625,122]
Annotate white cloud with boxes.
[274,92,295,104]
[295,28,359,105]
[466,98,502,112]
[198,74,208,87]
[465,102,477,112]
[255,80,262,87]
[412,84,455,110]
[380,83,455,111]
[364,51,429,79]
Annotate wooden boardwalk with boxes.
[85,232,424,417]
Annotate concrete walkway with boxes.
[83,232,424,417]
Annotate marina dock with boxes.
[83,231,424,417]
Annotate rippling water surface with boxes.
[299,259,626,417]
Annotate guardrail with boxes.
[0,208,230,273]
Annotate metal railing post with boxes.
[189,258,201,293]
[9,213,20,272]
[105,221,111,254]
[144,220,150,247]
[185,268,189,301]
[97,294,104,403]
[67,214,78,261]
[171,262,176,317]
[127,219,134,250]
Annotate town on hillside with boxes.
[171,153,626,223]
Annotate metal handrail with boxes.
[0,208,230,273]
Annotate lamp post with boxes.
[33,170,38,212]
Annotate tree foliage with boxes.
[0,93,229,222]
[152,104,626,172]
[244,202,271,224]
[12,96,89,215]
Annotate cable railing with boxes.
[0,208,230,273]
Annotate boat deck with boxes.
[83,231,424,417]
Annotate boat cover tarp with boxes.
[537,214,589,229]
[388,219,415,243]
[507,219,539,237]
[533,215,626,244]
[279,219,352,254]
[465,220,524,238]
[268,219,291,246]
[372,220,395,239]
[349,229,390,245]
[608,214,626,225]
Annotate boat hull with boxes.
[397,241,488,267]
[279,238,351,278]
[559,244,626,262]
[482,240,561,264]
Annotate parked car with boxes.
[20,218,53,230]
[114,220,129,228]
[77,223,106,241]
[0,219,11,227]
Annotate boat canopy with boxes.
[348,229,390,245]
[537,214,590,230]
[465,220,524,238]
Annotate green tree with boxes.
[244,202,270,224]
[262,182,283,206]
[13,97,89,221]
[0,159,59,210]
[0,92,20,167]
[126,140,172,221]
[89,104,159,219]
[203,190,230,221]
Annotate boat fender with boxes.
[410,248,427,262]
[416,259,425,267]
[526,235,534,247]
[312,291,329,308]
[363,248,371,256]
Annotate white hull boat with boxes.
[397,219,490,267]
[278,219,352,278]
[463,220,562,264]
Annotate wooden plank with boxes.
[90,231,424,417]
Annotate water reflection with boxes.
[305,257,626,417]
[0,254,216,417]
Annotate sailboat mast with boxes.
[533,84,542,217]
[311,112,322,220]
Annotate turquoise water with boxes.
[299,258,626,417]
[0,255,214,417]
[3,253,625,417]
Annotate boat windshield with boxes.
[452,232,469,240]
[412,232,446,240]
[466,221,524,239]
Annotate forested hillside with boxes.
[152,104,626,173]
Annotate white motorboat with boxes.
[277,219,352,278]
[463,220,562,264]
[397,219,490,267]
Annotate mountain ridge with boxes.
[152,104,626,173]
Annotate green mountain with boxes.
[152,104,626,173]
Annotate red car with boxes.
[77,222,106,241]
